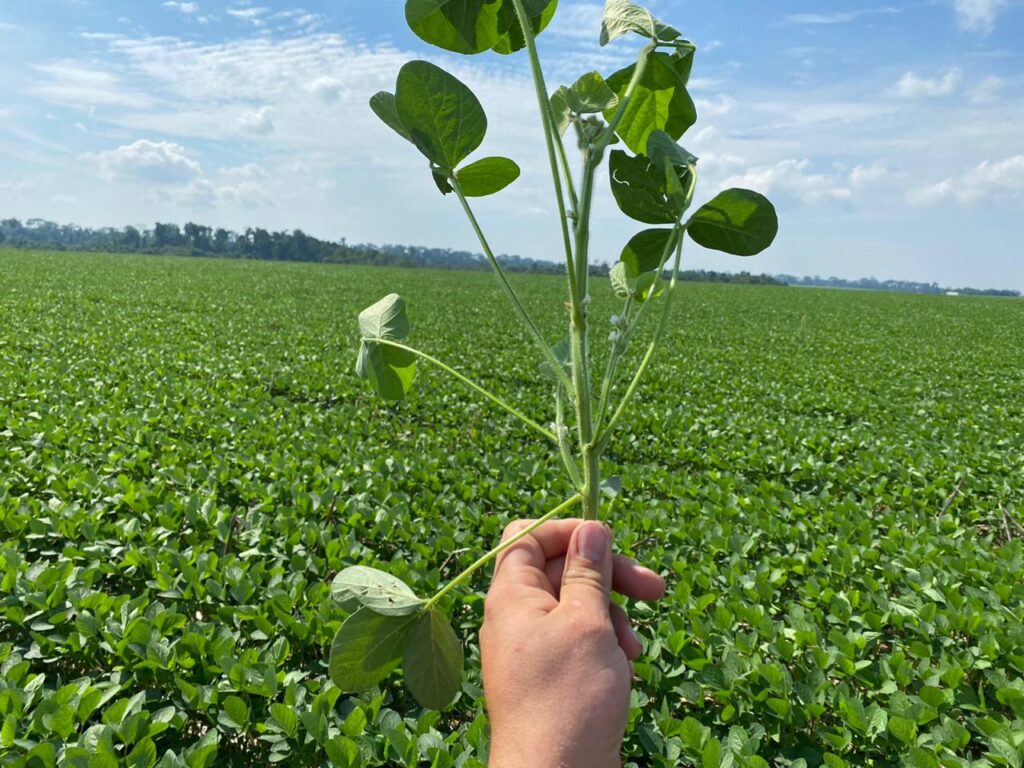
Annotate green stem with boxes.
[422,494,583,610]
[593,294,632,433]
[596,231,686,452]
[510,0,579,299]
[556,386,583,487]
[450,176,575,397]
[364,337,556,442]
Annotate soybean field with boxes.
[2,248,1024,767]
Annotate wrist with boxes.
[489,725,622,768]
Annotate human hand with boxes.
[480,519,666,768]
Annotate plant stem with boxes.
[510,0,579,298]
[422,494,583,610]
[556,387,583,487]
[594,294,632,432]
[597,231,686,452]
[364,337,556,442]
[450,176,575,396]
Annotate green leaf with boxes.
[566,71,619,114]
[888,714,918,746]
[455,156,521,197]
[356,294,418,401]
[127,738,158,768]
[331,566,423,616]
[701,738,722,768]
[647,130,697,212]
[539,337,571,384]
[219,695,249,731]
[406,0,558,55]
[269,703,299,738]
[329,608,416,693]
[610,262,630,298]
[403,608,464,710]
[620,228,676,278]
[369,91,412,143]
[605,51,696,155]
[395,61,487,172]
[687,189,779,257]
[600,0,680,46]
[550,87,572,136]
[356,342,417,401]
[609,150,683,224]
[493,0,559,55]
[359,293,411,341]
[405,0,503,54]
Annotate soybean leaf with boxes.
[126,738,157,768]
[369,91,412,143]
[405,0,502,54]
[404,608,464,710]
[406,0,557,55]
[687,189,779,256]
[331,566,424,616]
[359,293,411,341]
[600,476,623,499]
[600,0,680,46]
[609,150,679,224]
[218,695,249,731]
[455,156,521,197]
[610,262,630,298]
[493,0,559,55]
[395,61,487,172]
[550,87,572,136]
[605,51,696,155]
[329,608,416,693]
[356,342,417,401]
[567,72,619,114]
[647,130,697,211]
[269,703,299,738]
[539,337,571,383]
[621,228,676,277]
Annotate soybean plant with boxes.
[329,0,778,710]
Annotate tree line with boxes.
[0,217,788,285]
[776,273,1020,298]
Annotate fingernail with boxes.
[578,522,609,562]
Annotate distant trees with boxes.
[1,216,1018,296]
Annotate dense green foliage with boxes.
[2,249,1024,766]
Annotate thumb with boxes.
[558,521,613,613]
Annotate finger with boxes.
[557,521,613,615]
[610,602,643,660]
[491,520,556,596]
[544,554,666,601]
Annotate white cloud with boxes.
[305,76,346,103]
[227,6,270,25]
[163,2,199,14]
[891,68,962,98]
[237,106,275,135]
[850,164,889,188]
[721,159,852,204]
[953,0,1008,32]
[907,155,1024,205]
[0,181,36,194]
[785,7,899,25]
[94,140,202,184]
[695,94,737,117]
[970,75,1006,104]
[33,61,153,109]
[0,22,22,31]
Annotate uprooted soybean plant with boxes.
[329,0,778,711]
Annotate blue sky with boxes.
[1,1,1022,289]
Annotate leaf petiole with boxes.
[422,494,583,611]
[362,337,557,442]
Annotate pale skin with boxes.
[481,519,666,768]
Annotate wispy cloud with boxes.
[163,1,199,14]
[226,6,270,25]
[784,7,899,25]
[907,155,1024,205]
[953,0,1008,32]
[890,68,962,98]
